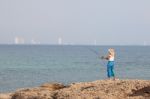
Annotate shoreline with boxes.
[0,79,150,99]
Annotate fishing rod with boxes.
[86,47,103,59]
[85,47,106,66]
[87,47,100,57]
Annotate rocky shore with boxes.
[0,79,150,99]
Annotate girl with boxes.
[102,48,116,80]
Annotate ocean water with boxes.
[0,45,150,92]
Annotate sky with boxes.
[0,0,150,45]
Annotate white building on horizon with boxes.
[58,37,62,45]
[15,37,25,44]
[94,40,97,46]
[31,39,41,45]
[31,39,36,44]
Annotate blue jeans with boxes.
[107,61,115,78]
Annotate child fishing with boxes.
[101,48,116,80]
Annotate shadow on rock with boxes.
[129,86,150,97]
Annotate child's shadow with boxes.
[129,86,150,97]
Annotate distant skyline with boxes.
[0,0,150,45]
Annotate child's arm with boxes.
[101,55,110,60]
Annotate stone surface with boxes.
[1,80,150,99]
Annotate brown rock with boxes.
[2,80,150,99]
[0,93,12,99]
[40,83,66,91]
[11,83,66,99]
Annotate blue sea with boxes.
[0,45,150,92]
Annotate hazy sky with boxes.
[0,0,150,45]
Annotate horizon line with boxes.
[0,44,149,46]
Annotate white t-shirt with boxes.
[109,56,114,61]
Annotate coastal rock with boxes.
[11,83,66,99]
[0,93,12,99]
[1,80,150,99]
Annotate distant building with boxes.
[58,37,62,45]
[15,37,19,44]
[31,39,36,44]
[94,40,97,46]
[31,38,41,45]
[15,37,25,44]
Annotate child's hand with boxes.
[101,56,105,60]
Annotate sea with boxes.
[0,45,150,92]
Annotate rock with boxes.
[52,80,150,99]
[40,83,66,91]
[2,80,150,99]
[11,83,65,99]
[0,93,12,99]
